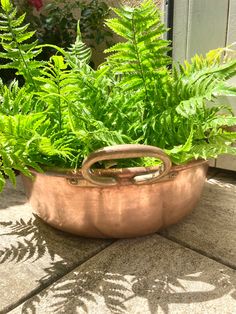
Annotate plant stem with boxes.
[131,11,150,120]
[55,74,62,130]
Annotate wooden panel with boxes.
[172,0,229,60]
[225,1,236,116]
[225,1,236,115]
[208,159,216,167]
[217,154,236,171]
[215,0,236,171]
[172,0,189,62]
[227,0,236,44]
[187,0,229,58]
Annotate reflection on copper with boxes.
[22,144,208,238]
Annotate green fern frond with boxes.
[65,22,91,68]
[105,0,170,102]
[172,50,236,108]
[203,115,236,131]
[34,55,70,131]
[0,79,37,115]
[38,137,75,160]
[191,142,236,160]
[0,0,42,84]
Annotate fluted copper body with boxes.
[22,145,208,238]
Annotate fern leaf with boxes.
[0,1,42,85]
[1,0,12,12]
[105,0,171,107]
[203,116,236,131]
[176,97,204,118]
[65,22,91,68]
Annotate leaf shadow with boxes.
[0,214,110,287]
[20,266,236,314]
[0,216,57,264]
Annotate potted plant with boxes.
[0,0,236,238]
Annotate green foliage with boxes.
[105,1,170,86]
[13,0,113,62]
[0,0,42,85]
[80,0,113,46]
[65,22,91,68]
[0,0,236,190]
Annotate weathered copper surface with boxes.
[22,144,208,238]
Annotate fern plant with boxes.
[0,0,236,190]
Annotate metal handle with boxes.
[81,144,172,186]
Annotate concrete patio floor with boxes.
[0,168,235,314]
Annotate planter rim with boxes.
[38,159,208,178]
[28,145,209,186]
[33,159,208,180]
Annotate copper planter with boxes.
[22,144,208,238]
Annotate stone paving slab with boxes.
[9,234,236,314]
[0,179,112,313]
[160,170,236,269]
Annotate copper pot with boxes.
[22,144,208,238]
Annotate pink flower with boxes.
[28,0,43,11]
